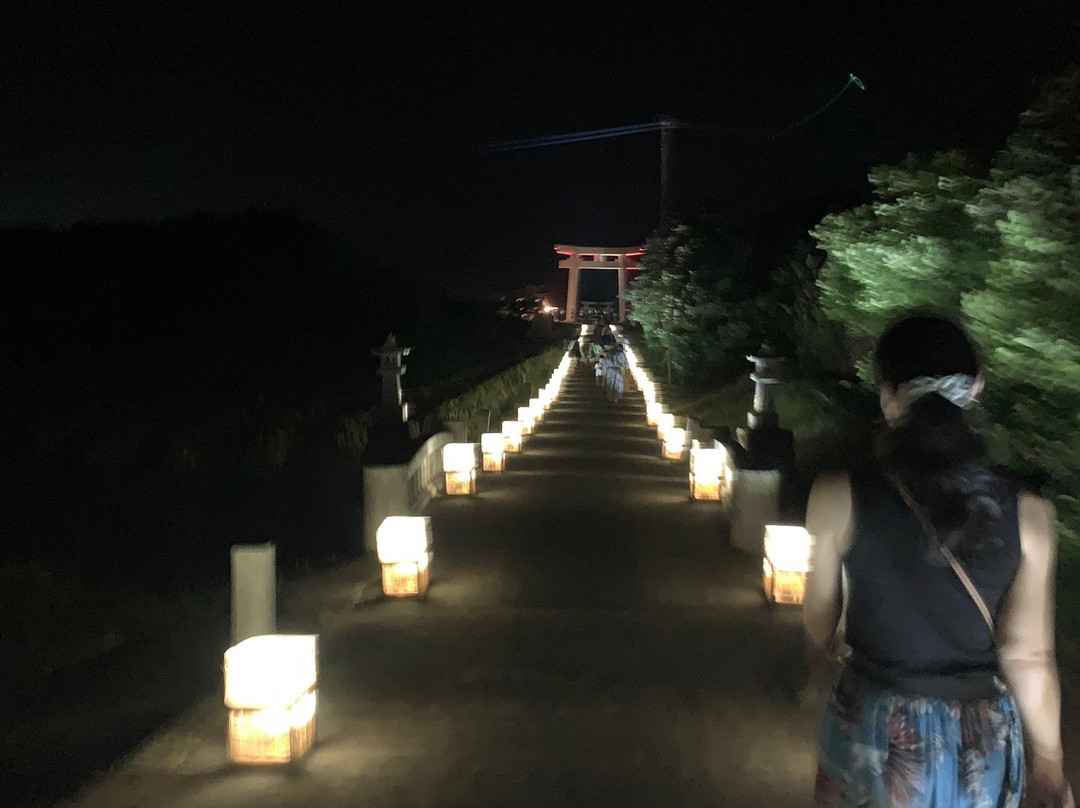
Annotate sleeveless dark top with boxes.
[843,468,1022,700]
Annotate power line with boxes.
[479,73,867,151]
[770,73,866,139]
[483,121,662,152]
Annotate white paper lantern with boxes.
[662,427,687,460]
[442,443,478,495]
[517,406,534,435]
[480,432,505,471]
[224,634,318,764]
[502,420,524,452]
[763,525,814,605]
[225,634,317,710]
[689,446,733,501]
[657,411,675,441]
[376,515,431,564]
[382,552,431,597]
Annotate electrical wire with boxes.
[480,73,866,151]
[483,121,663,152]
[770,74,866,139]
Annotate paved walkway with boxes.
[64,360,823,807]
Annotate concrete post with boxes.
[231,543,276,645]
[617,256,628,323]
[730,470,781,556]
[362,464,411,554]
[565,254,581,324]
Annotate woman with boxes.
[804,315,1073,807]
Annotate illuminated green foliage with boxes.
[625,220,759,384]
[813,150,989,378]
[962,66,1080,553]
[814,65,1080,560]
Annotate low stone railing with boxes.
[361,430,454,554]
[407,431,454,512]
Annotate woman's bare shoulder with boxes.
[807,471,855,554]
[1017,491,1058,557]
[809,471,852,502]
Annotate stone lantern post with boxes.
[730,342,795,556]
[746,342,783,430]
[372,333,410,422]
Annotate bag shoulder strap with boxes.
[939,544,995,634]
[888,474,995,635]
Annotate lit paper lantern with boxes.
[442,442,478,495]
[656,412,675,441]
[382,551,431,597]
[517,406,534,435]
[662,427,687,460]
[224,634,318,764]
[689,446,733,501]
[502,420,524,453]
[763,525,813,605]
[529,397,543,422]
[376,516,432,597]
[646,401,663,427]
[481,432,505,472]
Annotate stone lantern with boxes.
[372,333,410,422]
[746,342,783,430]
[730,342,795,556]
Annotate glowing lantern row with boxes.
[492,356,570,464]
[224,634,318,764]
[442,442,478,495]
[481,432,505,472]
[638,378,656,403]
[502,420,524,453]
[763,525,813,605]
[377,515,432,597]
[689,446,733,501]
[646,401,663,427]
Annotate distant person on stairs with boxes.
[606,343,628,402]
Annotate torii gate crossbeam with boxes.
[554,245,645,324]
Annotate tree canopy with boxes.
[625,216,764,385]
[814,66,1080,546]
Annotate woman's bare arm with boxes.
[997,493,1071,807]
[803,473,854,648]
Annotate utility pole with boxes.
[657,116,677,229]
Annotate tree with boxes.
[813,150,989,378]
[962,66,1080,547]
[813,65,1080,553]
[766,238,854,381]
[625,217,760,385]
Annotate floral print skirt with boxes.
[814,668,1024,807]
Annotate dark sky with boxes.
[3,2,1079,294]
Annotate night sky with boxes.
[4,2,1079,294]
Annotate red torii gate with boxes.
[554,244,645,324]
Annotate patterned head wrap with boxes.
[896,374,978,408]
